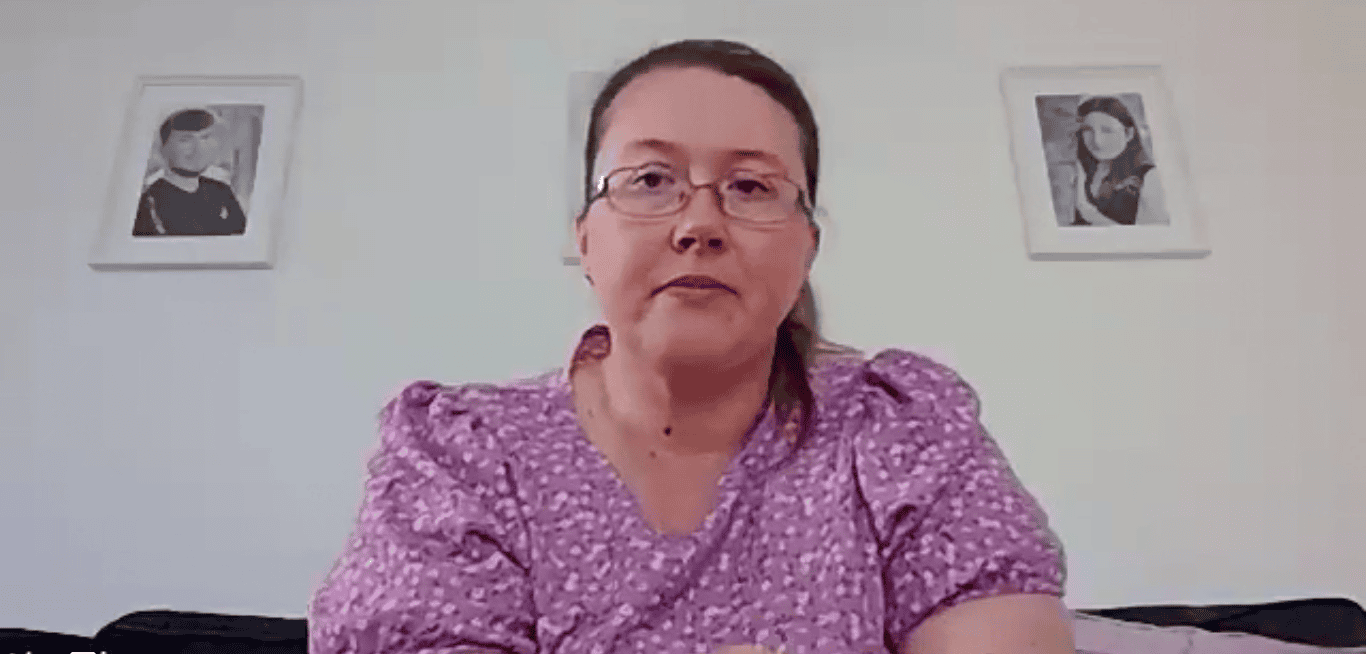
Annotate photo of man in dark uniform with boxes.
[132,108,248,237]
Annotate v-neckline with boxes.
[555,372,774,544]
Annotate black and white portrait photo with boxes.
[1035,93,1170,228]
[90,76,302,270]
[133,105,261,237]
[1001,66,1208,258]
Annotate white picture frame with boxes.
[1000,66,1209,260]
[89,75,303,270]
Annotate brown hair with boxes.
[575,39,861,453]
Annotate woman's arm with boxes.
[856,352,1068,654]
[1073,163,1119,226]
[1075,200,1120,226]
[308,383,538,654]
[900,594,1075,654]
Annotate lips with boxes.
[656,274,734,294]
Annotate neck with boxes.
[165,168,201,190]
[598,338,773,459]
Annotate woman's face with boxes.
[1081,111,1134,162]
[576,66,817,367]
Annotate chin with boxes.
[652,333,739,363]
[662,334,733,354]
[658,350,740,374]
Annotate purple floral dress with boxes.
[308,324,1066,654]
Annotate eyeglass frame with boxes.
[582,163,826,225]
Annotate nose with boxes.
[673,232,724,253]
[673,183,728,254]
[673,209,725,251]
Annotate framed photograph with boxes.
[89,75,303,270]
[1000,66,1208,259]
[562,70,611,266]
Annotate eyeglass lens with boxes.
[606,166,801,221]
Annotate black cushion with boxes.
[9,597,1365,654]
[92,611,305,654]
[0,629,99,654]
[1077,596,1366,648]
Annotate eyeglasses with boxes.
[587,163,816,224]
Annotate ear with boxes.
[574,220,592,280]
[574,218,588,255]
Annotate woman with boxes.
[308,39,1074,654]
[1072,95,1168,226]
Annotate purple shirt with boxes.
[308,325,1066,654]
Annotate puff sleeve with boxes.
[851,351,1066,652]
[308,382,537,654]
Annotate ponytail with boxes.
[769,279,863,455]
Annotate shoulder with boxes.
[863,348,971,389]
[856,347,981,419]
[1138,167,1164,199]
[839,350,998,532]
[380,378,530,433]
[144,178,172,196]
[199,177,234,193]
[813,347,982,444]
[378,375,556,455]
[366,380,539,562]
[1139,165,1159,185]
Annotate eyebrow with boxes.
[620,138,787,170]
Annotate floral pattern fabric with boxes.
[307,324,1066,654]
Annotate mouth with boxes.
[655,274,735,295]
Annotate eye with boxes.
[626,165,678,189]
[728,177,774,197]
[632,171,669,188]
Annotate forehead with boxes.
[1083,112,1124,129]
[597,67,804,173]
[166,127,213,139]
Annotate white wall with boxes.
[2,0,1363,638]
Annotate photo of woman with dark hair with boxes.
[1070,95,1169,226]
[1009,68,1207,257]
